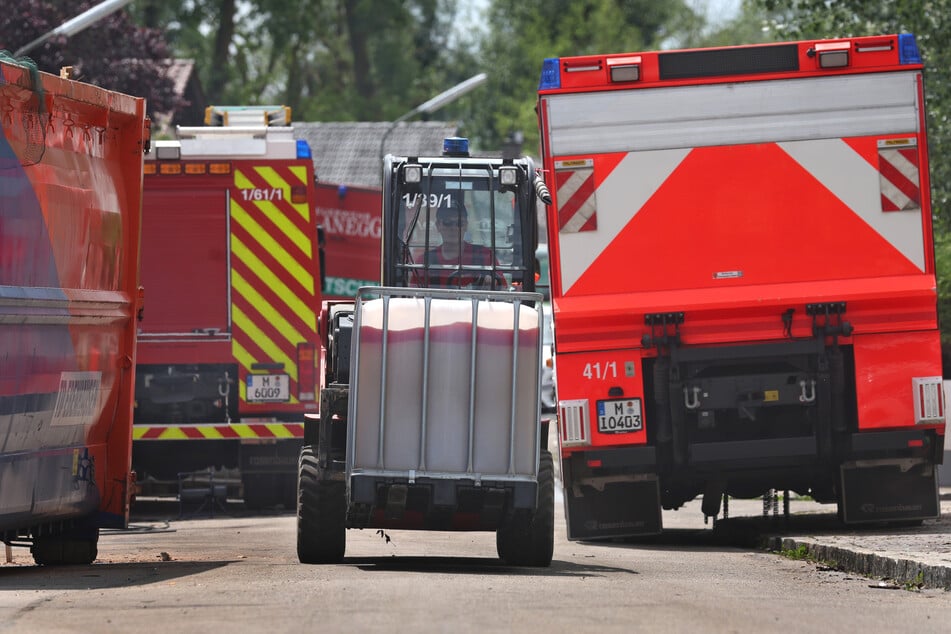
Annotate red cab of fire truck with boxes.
[135,105,321,509]
[0,55,148,564]
[296,137,555,565]
[537,34,946,539]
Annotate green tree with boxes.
[472,0,704,154]
[143,0,476,123]
[0,0,182,117]
[688,0,780,48]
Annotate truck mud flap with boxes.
[840,460,940,524]
[565,476,662,540]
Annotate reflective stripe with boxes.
[879,146,920,211]
[556,167,597,233]
[133,423,305,440]
[230,164,319,404]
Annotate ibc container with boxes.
[350,290,540,479]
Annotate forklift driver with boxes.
[424,197,506,289]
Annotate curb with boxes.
[766,536,951,591]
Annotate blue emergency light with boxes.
[296,139,312,159]
[443,137,470,157]
[899,33,922,65]
[538,58,561,90]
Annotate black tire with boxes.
[297,446,347,564]
[32,528,99,566]
[496,450,555,567]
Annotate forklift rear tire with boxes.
[496,450,555,567]
[297,446,346,564]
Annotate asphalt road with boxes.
[2,490,951,634]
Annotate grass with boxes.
[903,571,925,592]
[780,544,926,593]
[780,544,811,560]
[777,543,839,570]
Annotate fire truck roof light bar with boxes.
[539,35,920,92]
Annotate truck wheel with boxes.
[297,446,346,564]
[496,450,555,567]
[32,528,99,566]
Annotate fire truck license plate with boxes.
[596,398,643,434]
[246,374,290,402]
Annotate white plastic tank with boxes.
[351,295,540,477]
[352,297,425,471]
[471,301,540,476]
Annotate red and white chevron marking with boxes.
[878,141,920,212]
[555,159,597,233]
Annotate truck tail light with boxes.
[913,376,944,424]
[819,50,849,68]
[560,399,589,446]
[608,56,641,83]
[813,41,851,69]
[297,342,316,402]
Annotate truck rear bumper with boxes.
[348,473,537,531]
[564,427,942,477]
[560,427,943,538]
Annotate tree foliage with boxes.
[0,1,182,117]
[471,0,704,153]
[136,0,477,124]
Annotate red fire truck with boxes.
[314,182,382,298]
[1,56,147,564]
[537,34,946,539]
[134,106,321,508]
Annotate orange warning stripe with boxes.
[133,422,305,440]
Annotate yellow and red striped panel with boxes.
[133,423,305,440]
[230,163,318,405]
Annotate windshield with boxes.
[396,167,526,289]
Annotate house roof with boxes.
[165,58,194,97]
[294,121,459,190]
[153,58,207,135]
